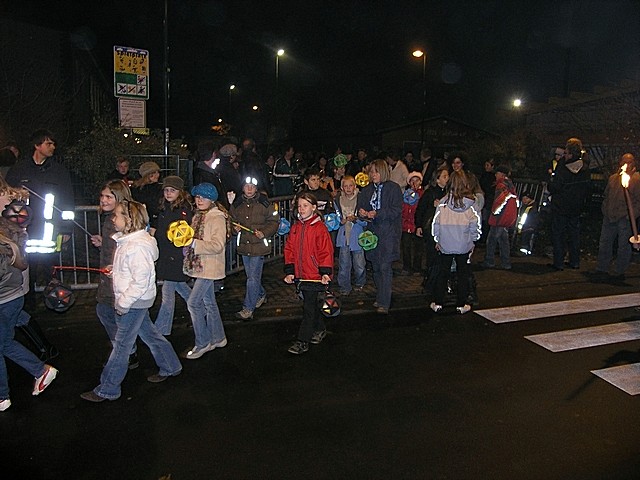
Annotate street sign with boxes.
[118,98,146,128]
[114,46,149,99]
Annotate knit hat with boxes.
[495,165,510,175]
[139,161,160,178]
[162,175,184,190]
[218,143,238,160]
[407,171,423,185]
[191,182,218,201]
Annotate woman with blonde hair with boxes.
[356,158,403,314]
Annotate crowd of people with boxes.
[3,129,637,408]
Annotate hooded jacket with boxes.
[432,195,481,254]
[548,158,591,215]
[230,192,279,257]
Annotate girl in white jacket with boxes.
[81,200,182,402]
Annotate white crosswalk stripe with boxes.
[475,294,640,395]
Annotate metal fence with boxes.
[44,195,295,291]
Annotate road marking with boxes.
[591,363,640,395]
[475,293,640,323]
[525,321,640,352]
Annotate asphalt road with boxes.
[3,253,640,479]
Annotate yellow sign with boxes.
[113,46,149,74]
[114,46,149,99]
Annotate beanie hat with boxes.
[162,175,184,190]
[139,161,160,178]
[191,182,218,201]
[495,165,510,175]
[407,171,423,186]
[218,144,238,160]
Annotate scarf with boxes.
[369,182,383,211]
[184,207,211,274]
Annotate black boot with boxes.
[17,318,59,361]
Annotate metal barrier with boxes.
[45,196,295,291]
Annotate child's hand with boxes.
[103,265,113,278]
[321,274,331,285]
[284,274,295,284]
[90,235,102,247]
[416,227,423,238]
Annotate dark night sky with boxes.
[3,0,640,142]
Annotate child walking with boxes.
[183,183,228,360]
[81,200,182,402]
[90,180,139,369]
[1,184,57,411]
[230,175,279,321]
[430,170,481,314]
[284,192,334,354]
[334,175,366,295]
[152,176,193,335]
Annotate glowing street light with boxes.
[412,49,427,150]
[513,98,522,108]
[228,84,236,123]
[275,48,285,126]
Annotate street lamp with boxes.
[227,84,235,123]
[275,49,285,125]
[412,49,427,151]
[513,98,522,108]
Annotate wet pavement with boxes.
[4,247,640,479]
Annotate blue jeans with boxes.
[596,218,633,275]
[372,260,393,309]
[187,278,226,349]
[337,247,366,293]
[552,213,581,268]
[241,255,266,311]
[96,302,137,354]
[484,226,511,268]
[154,281,192,335]
[0,296,46,399]
[93,308,182,400]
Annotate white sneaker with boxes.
[185,344,213,360]
[33,365,58,396]
[430,302,443,313]
[457,305,472,315]
[211,337,228,349]
[255,295,267,309]
[0,398,11,411]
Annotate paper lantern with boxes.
[277,217,291,236]
[320,292,341,317]
[357,230,378,250]
[2,200,32,227]
[403,188,419,205]
[43,279,75,313]
[355,172,369,188]
[167,220,194,247]
[324,212,340,232]
[333,154,348,168]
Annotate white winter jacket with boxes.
[111,229,159,314]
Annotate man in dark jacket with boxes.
[548,137,591,270]
[5,129,71,360]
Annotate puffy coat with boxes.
[284,213,333,281]
[432,195,481,254]
[230,193,279,257]
[112,229,159,314]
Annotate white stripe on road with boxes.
[591,363,640,396]
[475,293,640,324]
[525,321,640,352]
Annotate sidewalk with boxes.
[59,246,640,325]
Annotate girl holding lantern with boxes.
[152,176,193,335]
